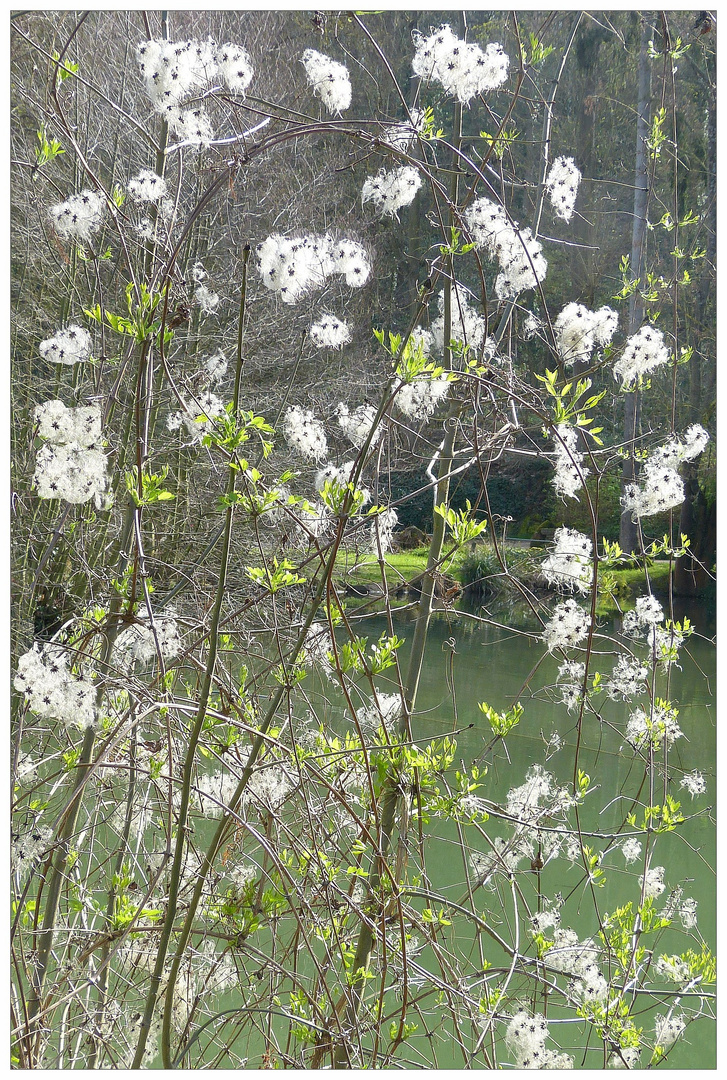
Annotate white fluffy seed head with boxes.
[32,401,108,506]
[136,37,216,112]
[541,527,592,594]
[195,283,220,314]
[463,197,547,297]
[545,156,581,222]
[362,166,422,218]
[554,302,617,365]
[283,405,328,461]
[370,508,398,554]
[203,350,228,383]
[309,314,351,349]
[34,400,102,447]
[604,655,648,700]
[14,644,96,729]
[557,659,585,694]
[167,391,226,442]
[127,169,168,202]
[552,423,589,500]
[337,402,381,449]
[49,190,105,243]
[542,598,591,652]
[39,325,92,366]
[358,691,402,734]
[396,373,450,420]
[33,443,109,506]
[166,105,215,147]
[626,706,682,750]
[256,234,370,303]
[614,324,670,386]
[622,594,664,636]
[653,1013,685,1050]
[680,770,706,799]
[620,427,708,522]
[301,48,351,113]
[215,41,253,94]
[412,25,509,104]
[113,615,182,672]
[622,465,683,520]
[621,837,642,864]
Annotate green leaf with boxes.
[52,51,79,81]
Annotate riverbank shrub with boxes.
[11,10,715,1071]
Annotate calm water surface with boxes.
[195,594,715,1068]
[341,594,716,1069]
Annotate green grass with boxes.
[605,561,672,591]
[335,545,461,588]
[596,560,673,615]
[458,544,540,597]
[336,542,675,615]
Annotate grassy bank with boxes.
[335,546,439,588]
[335,543,676,612]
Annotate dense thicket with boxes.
[11,10,716,1071]
[11,10,715,614]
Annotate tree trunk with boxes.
[620,16,651,554]
[569,22,609,302]
[673,472,715,594]
[674,50,716,595]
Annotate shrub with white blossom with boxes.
[11,10,715,1073]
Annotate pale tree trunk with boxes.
[620,15,651,554]
[569,22,609,302]
[674,61,716,595]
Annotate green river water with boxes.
[83,593,715,1069]
[327,593,717,1070]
